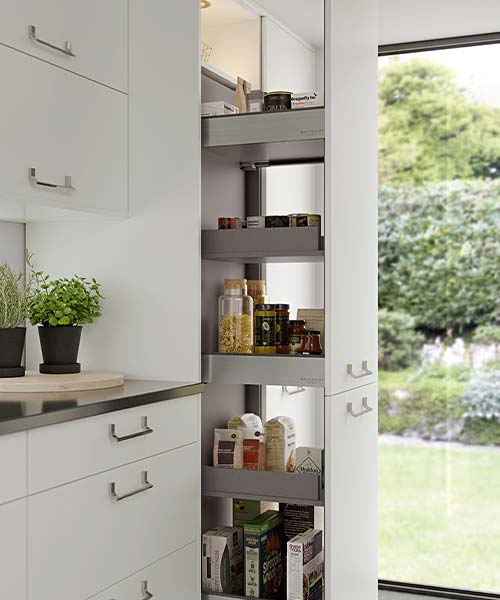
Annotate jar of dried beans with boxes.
[218,279,253,354]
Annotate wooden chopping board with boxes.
[0,371,124,393]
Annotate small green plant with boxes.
[0,262,32,328]
[463,371,500,421]
[472,325,500,345]
[28,266,103,327]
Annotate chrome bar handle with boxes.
[347,360,373,379]
[109,471,153,502]
[347,397,373,418]
[141,581,153,600]
[110,416,153,442]
[28,25,76,57]
[29,168,75,191]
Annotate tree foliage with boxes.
[379,58,500,186]
[379,181,500,332]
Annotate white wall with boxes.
[380,0,500,44]
[0,222,24,275]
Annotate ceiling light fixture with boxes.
[201,1,211,8]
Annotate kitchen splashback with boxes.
[0,221,25,274]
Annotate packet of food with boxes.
[228,414,266,470]
[265,416,296,472]
[213,428,243,469]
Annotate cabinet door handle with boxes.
[347,397,373,418]
[141,581,153,600]
[109,471,153,502]
[347,360,373,379]
[29,168,75,191]
[110,416,153,442]
[28,25,76,57]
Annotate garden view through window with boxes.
[378,42,500,593]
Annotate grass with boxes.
[379,438,500,593]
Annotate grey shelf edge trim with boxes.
[202,466,324,506]
[202,354,325,388]
[202,593,326,600]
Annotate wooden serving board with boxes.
[0,371,124,393]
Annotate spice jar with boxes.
[218,279,253,354]
[255,304,276,354]
[247,280,267,306]
[299,330,323,355]
[275,304,290,354]
[289,320,307,355]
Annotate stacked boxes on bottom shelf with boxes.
[202,527,244,595]
[287,529,324,600]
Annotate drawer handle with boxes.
[110,416,153,442]
[141,581,153,600]
[347,360,373,379]
[109,471,153,502]
[29,167,75,191]
[28,25,76,57]
[347,396,373,418]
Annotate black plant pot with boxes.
[38,326,82,374]
[0,327,26,378]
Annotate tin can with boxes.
[289,214,322,228]
[265,215,290,228]
[218,217,245,230]
[264,91,292,112]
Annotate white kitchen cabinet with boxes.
[0,498,27,599]
[28,443,199,600]
[325,384,378,600]
[0,0,128,92]
[324,0,378,397]
[28,395,199,493]
[0,45,128,221]
[89,542,198,600]
[0,431,27,505]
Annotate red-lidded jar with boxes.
[289,320,307,355]
[275,304,290,354]
[299,330,323,355]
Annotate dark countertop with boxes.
[0,379,204,435]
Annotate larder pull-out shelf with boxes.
[202,466,324,506]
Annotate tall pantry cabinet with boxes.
[200,1,378,600]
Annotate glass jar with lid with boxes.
[299,330,323,355]
[218,279,253,354]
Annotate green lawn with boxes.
[379,438,500,593]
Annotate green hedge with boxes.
[379,180,500,332]
[378,309,424,371]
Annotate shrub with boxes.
[463,371,500,421]
[378,309,424,370]
[472,325,500,345]
[379,180,500,332]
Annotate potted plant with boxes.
[28,266,103,374]
[0,261,32,377]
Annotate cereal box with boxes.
[244,510,285,599]
[287,529,324,600]
[202,527,244,594]
[233,498,262,528]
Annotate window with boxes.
[378,40,500,595]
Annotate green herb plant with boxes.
[0,262,32,329]
[28,260,103,327]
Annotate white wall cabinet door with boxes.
[324,0,378,396]
[0,45,127,220]
[0,0,128,92]
[0,431,27,505]
[0,499,27,599]
[28,444,199,600]
[89,542,198,600]
[325,384,378,600]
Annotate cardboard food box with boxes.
[291,92,324,109]
[287,529,324,600]
[233,498,262,528]
[202,527,244,594]
[201,101,239,117]
[296,447,324,486]
[244,510,286,599]
[280,504,315,541]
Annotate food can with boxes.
[265,215,290,228]
[289,214,322,228]
[218,217,245,230]
[247,216,265,229]
[255,304,276,354]
[264,91,292,112]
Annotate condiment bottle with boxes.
[275,304,290,354]
[218,279,253,354]
[254,304,276,354]
[299,330,323,355]
[289,320,307,355]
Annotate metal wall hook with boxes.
[28,25,76,57]
[29,168,75,191]
[282,386,306,396]
[347,397,373,418]
[141,581,153,599]
[347,360,373,379]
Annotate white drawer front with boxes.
[0,0,127,91]
[0,431,27,505]
[89,542,198,600]
[0,499,27,599]
[0,46,127,219]
[28,443,199,600]
[28,395,199,493]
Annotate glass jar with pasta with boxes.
[218,279,253,354]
